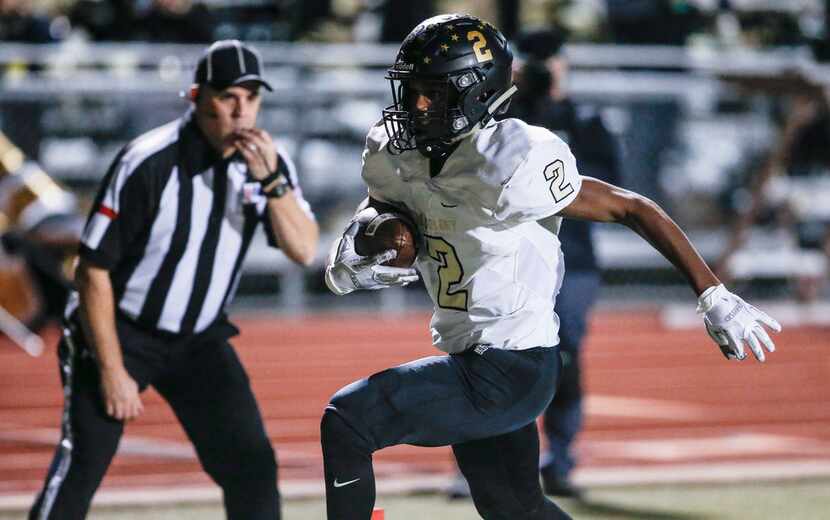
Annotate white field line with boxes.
[581,433,830,461]
[0,428,321,466]
[2,459,830,511]
[0,427,410,475]
[584,395,710,420]
[572,458,830,487]
[0,428,198,459]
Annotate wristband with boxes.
[265,177,291,199]
[258,170,283,189]
[260,160,294,199]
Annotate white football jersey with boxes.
[362,117,582,354]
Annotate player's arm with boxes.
[560,177,716,294]
[75,259,143,421]
[558,177,781,362]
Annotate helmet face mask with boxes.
[382,14,515,158]
[385,75,463,154]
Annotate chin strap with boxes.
[487,84,519,116]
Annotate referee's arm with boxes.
[264,194,319,266]
[76,259,144,421]
[234,130,318,265]
[74,149,154,422]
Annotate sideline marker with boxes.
[371,508,384,519]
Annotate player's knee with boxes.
[321,406,373,455]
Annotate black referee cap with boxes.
[194,40,273,92]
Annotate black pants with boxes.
[322,346,572,519]
[29,318,279,520]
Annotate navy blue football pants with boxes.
[29,318,279,520]
[542,271,601,480]
[321,345,572,519]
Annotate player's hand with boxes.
[233,128,278,181]
[99,365,144,421]
[325,222,419,295]
[696,284,782,362]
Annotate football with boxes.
[354,211,417,268]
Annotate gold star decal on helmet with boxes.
[440,44,449,51]
[451,34,459,41]
[424,56,431,64]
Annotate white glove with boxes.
[696,284,782,362]
[324,222,419,296]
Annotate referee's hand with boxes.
[100,365,144,421]
[233,127,277,181]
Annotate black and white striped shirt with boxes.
[72,110,312,335]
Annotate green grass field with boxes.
[5,479,828,519]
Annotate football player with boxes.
[322,14,781,520]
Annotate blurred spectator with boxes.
[810,0,830,61]
[509,28,621,498]
[68,0,137,41]
[132,0,215,43]
[0,0,58,42]
[605,0,704,45]
[716,84,830,302]
[497,0,519,39]
[379,0,435,43]
[713,0,742,47]
[737,8,805,48]
[376,2,518,42]
[211,2,283,41]
[68,0,214,42]
[287,0,332,40]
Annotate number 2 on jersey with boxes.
[543,159,574,203]
[425,235,468,311]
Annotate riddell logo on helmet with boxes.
[394,62,414,71]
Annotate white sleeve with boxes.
[361,125,399,205]
[362,147,392,204]
[493,134,582,224]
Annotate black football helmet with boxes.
[382,14,517,157]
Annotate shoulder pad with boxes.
[364,120,389,155]
[494,125,582,223]
[472,118,545,189]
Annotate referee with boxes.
[30,40,318,520]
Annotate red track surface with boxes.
[1,310,829,501]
